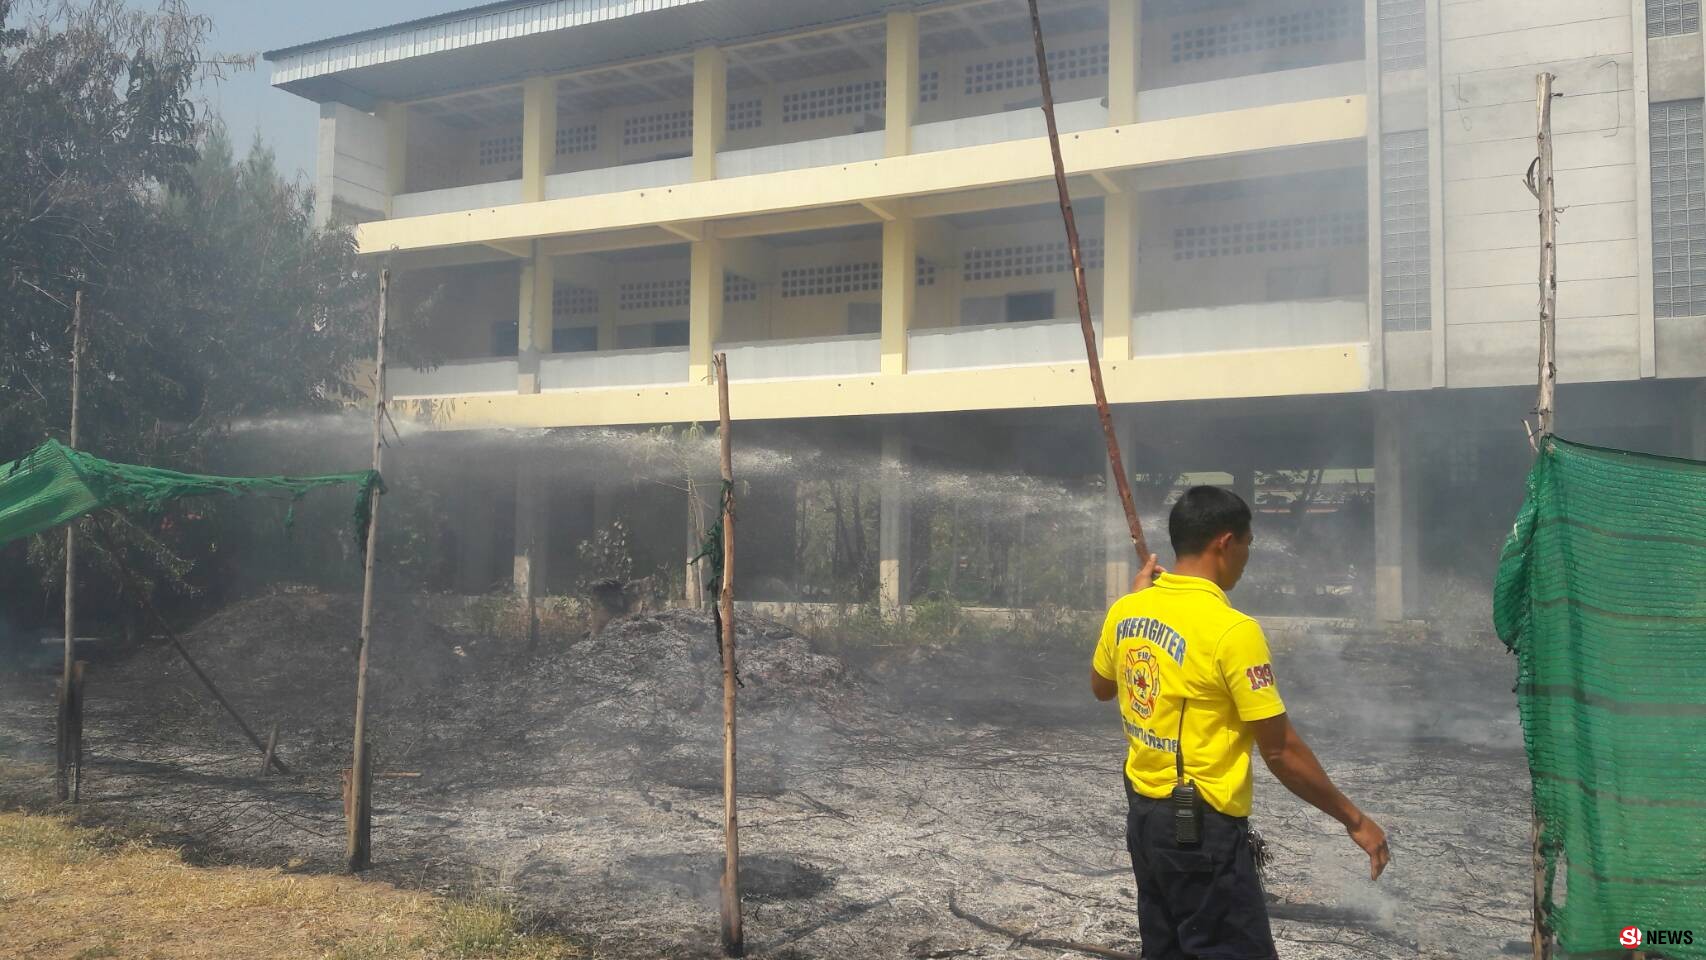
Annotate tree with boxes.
[0,1,416,620]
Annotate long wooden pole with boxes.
[1025,0,1149,562]
[347,269,390,873]
[1530,71,1557,960]
[57,290,85,803]
[714,353,743,958]
[1535,73,1558,441]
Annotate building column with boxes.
[513,455,550,599]
[1232,465,1255,508]
[692,46,727,182]
[879,427,913,619]
[1107,0,1141,126]
[685,481,708,607]
[1690,381,1706,461]
[381,101,408,216]
[885,12,919,157]
[1102,191,1137,361]
[1104,417,1137,607]
[881,218,916,376]
[456,471,498,594]
[689,234,725,382]
[521,76,558,204]
[1374,397,1420,621]
[518,245,554,393]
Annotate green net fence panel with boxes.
[0,439,383,552]
[1494,438,1706,958]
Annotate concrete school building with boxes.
[266,0,1706,621]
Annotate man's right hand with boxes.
[1346,812,1390,880]
[1132,553,1163,592]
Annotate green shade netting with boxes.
[1494,437,1706,958]
[0,439,383,553]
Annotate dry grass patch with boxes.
[0,813,580,960]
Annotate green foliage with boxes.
[0,1,428,618]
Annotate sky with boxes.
[190,1,470,182]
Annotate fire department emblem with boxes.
[1123,646,1160,720]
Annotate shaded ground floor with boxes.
[267,377,1705,627]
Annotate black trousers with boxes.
[1125,781,1278,960]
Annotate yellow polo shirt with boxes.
[1092,572,1286,817]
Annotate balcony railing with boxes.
[715,132,885,180]
[718,333,881,380]
[1133,298,1368,355]
[1138,61,1364,122]
[389,357,520,398]
[909,317,1102,372]
[911,98,1107,155]
[545,157,694,201]
[538,345,689,390]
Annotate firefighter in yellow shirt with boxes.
[1093,486,1389,959]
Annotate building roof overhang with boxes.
[265,0,905,109]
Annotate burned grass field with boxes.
[0,593,1531,959]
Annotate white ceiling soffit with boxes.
[266,0,902,108]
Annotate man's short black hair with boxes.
[1169,485,1252,557]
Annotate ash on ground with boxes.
[0,591,1531,959]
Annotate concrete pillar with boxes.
[692,46,727,182]
[885,12,919,157]
[881,218,916,376]
[879,427,913,618]
[1102,191,1137,362]
[513,457,549,599]
[381,101,408,215]
[517,245,554,393]
[1374,398,1421,621]
[521,76,558,204]
[1104,417,1137,607]
[1692,381,1706,461]
[1231,466,1255,509]
[685,481,707,607]
[456,472,498,594]
[688,235,724,382]
[1107,0,1141,126]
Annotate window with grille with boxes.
[782,80,885,124]
[1648,0,1701,37]
[619,278,691,311]
[553,326,598,353]
[553,285,599,320]
[556,124,598,155]
[728,99,764,131]
[1170,8,1357,63]
[1378,0,1425,71]
[479,134,523,166]
[965,44,1109,96]
[1652,100,1706,318]
[725,273,759,303]
[920,70,941,104]
[1172,212,1366,261]
[1381,129,1431,331]
[781,262,882,298]
[623,109,692,147]
[917,257,937,287]
[963,238,1105,282]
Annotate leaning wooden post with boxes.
[57,290,85,803]
[1529,71,1558,960]
[1025,0,1149,562]
[347,269,390,873]
[713,354,744,957]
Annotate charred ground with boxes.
[0,591,1529,959]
